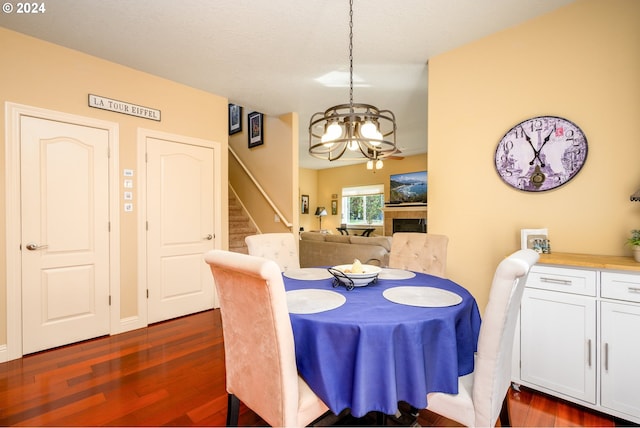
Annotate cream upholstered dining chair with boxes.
[424,249,539,427]
[388,232,449,277]
[204,250,329,427]
[245,232,300,272]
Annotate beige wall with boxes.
[229,111,298,234]
[300,154,428,234]
[428,0,640,311]
[0,28,229,346]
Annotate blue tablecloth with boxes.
[283,269,481,417]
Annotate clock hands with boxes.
[537,128,554,164]
[522,128,536,163]
[523,127,554,167]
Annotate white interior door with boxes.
[21,116,111,354]
[146,137,215,323]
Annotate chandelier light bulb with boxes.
[325,122,342,140]
[321,134,335,147]
[348,140,359,151]
[371,130,383,146]
[360,120,378,139]
[376,159,383,169]
[366,160,373,170]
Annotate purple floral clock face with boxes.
[495,116,588,192]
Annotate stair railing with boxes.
[229,146,292,229]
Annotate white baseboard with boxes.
[114,316,147,335]
[0,344,7,363]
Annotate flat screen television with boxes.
[389,171,427,204]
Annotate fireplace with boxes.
[382,206,427,236]
[393,218,426,233]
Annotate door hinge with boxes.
[109,295,112,306]
[146,289,149,299]
[108,221,111,232]
[146,221,149,231]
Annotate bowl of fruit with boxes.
[328,259,381,290]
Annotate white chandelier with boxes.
[308,0,397,169]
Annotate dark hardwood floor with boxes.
[0,309,629,427]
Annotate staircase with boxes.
[228,192,257,254]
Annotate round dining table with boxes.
[282,267,481,418]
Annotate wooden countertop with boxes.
[538,252,640,272]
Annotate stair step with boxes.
[229,224,251,231]
[228,190,256,254]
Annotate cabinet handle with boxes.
[628,287,640,294]
[540,277,572,286]
[587,339,591,367]
[604,342,609,371]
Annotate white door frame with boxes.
[136,128,222,326]
[3,102,121,362]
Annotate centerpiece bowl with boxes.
[328,264,382,290]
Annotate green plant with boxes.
[626,229,640,246]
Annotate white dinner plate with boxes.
[378,269,416,280]
[283,268,333,281]
[383,286,462,307]
[286,289,346,314]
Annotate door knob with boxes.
[204,234,213,240]
[26,242,49,251]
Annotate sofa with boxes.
[299,231,392,268]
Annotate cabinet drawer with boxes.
[601,272,640,303]
[526,265,596,296]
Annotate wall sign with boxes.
[88,94,161,121]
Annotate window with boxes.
[342,184,384,226]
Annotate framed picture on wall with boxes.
[301,194,309,214]
[228,103,242,135]
[248,111,263,148]
[520,228,548,250]
[331,200,337,215]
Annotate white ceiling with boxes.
[0,0,574,169]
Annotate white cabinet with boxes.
[600,272,640,419]
[512,254,640,424]
[520,287,596,403]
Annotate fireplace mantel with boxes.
[383,205,427,236]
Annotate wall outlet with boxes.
[274,214,280,222]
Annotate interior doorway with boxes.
[4,103,120,361]
[137,129,222,326]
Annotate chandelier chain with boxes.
[348,0,354,110]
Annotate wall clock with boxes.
[494,115,588,192]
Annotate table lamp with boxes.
[314,207,327,230]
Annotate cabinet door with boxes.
[601,301,640,418]
[520,288,596,403]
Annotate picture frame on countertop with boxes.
[521,228,548,250]
[228,103,242,135]
[248,111,264,148]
